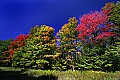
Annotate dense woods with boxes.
[0,2,120,72]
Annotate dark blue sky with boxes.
[0,0,117,40]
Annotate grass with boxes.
[0,67,120,80]
[26,70,120,80]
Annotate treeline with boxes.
[0,2,120,71]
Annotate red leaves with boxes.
[16,34,30,41]
[7,56,13,59]
[77,11,108,40]
[100,23,111,31]
[5,34,30,59]
[96,32,115,39]
[76,10,115,44]
[8,34,30,50]
[9,50,14,55]
[102,2,114,15]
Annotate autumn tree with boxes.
[76,6,117,70]
[12,25,57,69]
[1,34,29,66]
[56,17,80,70]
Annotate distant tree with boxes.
[0,38,13,65]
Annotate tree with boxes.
[1,34,30,66]
[102,38,120,71]
[56,17,80,70]
[12,25,57,69]
[77,11,115,42]
[0,38,13,65]
[76,7,117,70]
[101,2,120,71]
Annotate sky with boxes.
[0,0,118,40]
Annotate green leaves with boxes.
[1,1,120,71]
[11,25,57,69]
[108,2,120,25]
[0,39,13,66]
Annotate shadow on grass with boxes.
[0,70,58,80]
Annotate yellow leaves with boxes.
[68,17,78,24]
[57,18,78,39]
[66,58,72,61]
[45,43,56,47]
[40,25,49,32]
[50,43,56,47]
[44,54,59,59]
[39,42,42,45]
[63,38,68,41]
[76,52,81,55]
[69,37,75,40]
[40,25,54,32]
[63,29,69,34]
[51,39,56,43]
[56,52,61,56]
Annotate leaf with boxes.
[105,64,113,67]
[25,63,31,67]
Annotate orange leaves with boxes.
[62,24,68,29]
[36,36,40,39]
[44,36,50,41]
[48,27,54,32]
[40,42,43,45]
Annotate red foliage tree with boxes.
[4,34,30,59]
[8,34,30,49]
[76,11,115,44]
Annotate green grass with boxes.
[0,67,120,80]
[25,69,120,80]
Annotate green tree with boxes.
[0,38,13,66]
[102,38,120,71]
[101,2,120,71]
